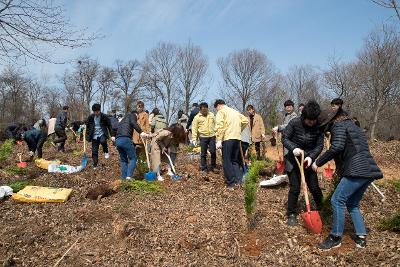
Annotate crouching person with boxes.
[313,109,383,250]
[282,101,324,226]
[115,111,148,180]
[86,104,113,169]
[150,123,186,181]
[23,120,47,159]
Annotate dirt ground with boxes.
[0,135,399,266]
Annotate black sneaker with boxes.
[317,234,342,250]
[354,235,367,248]
[287,214,298,226]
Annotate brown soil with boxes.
[0,135,399,266]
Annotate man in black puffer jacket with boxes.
[86,104,113,169]
[282,101,324,226]
[313,109,383,250]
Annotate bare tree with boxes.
[25,78,43,124]
[0,0,98,63]
[357,25,400,139]
[76,56,99,119]
[97,66,115,113]
[218,49,275,112]
[44,87,62,118]
[371,0,400,21]
[177,41,208,113]
[0,66,26,122]
[114,59,143,114]
[144,42,180,123]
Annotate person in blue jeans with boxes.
[312,108,383,250]
[115,111,149,180]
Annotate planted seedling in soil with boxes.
[378,212,400,232]
[9,180,31,192]
[121,180,164,196]
[0,139,14,163]
[5,166,28,175]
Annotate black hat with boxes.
[319,109,339,127]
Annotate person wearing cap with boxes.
[214,99,249,187]
[312,107,383,250]
[246,105,266,160]
[282,100,324,226]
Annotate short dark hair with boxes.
[92,103,101,112]
[192,103,199,108]
[302,101,321,120]
[299,103,305,107]
[284,100,294,107]
[331,98,343,106]
[199,102,208,109]
[137,100,144,108]
[152,108,159,115]
[246,105,254,111]
[214,99,226,108]
[63,106,69,111]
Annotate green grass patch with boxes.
[244,160,268,228]
[378,212,400,232]
[9,180,31,192]
[5,166,28,175]
[389,180,400,193]
[134,153,148,179]
[121,180,164,195]
[0,139,14,162]
[321,174,340,221]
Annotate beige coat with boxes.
[150,129,177,172]
[133,111,150,144]
[249,113,265,142]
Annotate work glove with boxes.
[162,147,168,154]
[28,151,34,157]
[304,157,312,168]
[261,134,266,140]
[111,136,116,142]
[216,141,222,149]
[272,126,278,133]
[293,148,303,157]
[191,140,197,147]
[140,132,149,138]
[312,162,318,172]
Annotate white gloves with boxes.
[293,148,303,157]
[261,134,266,140]
[312,162,318,172]
[304,157,312,168]
[111,136,116,142]
[28,151,34,157]
[140,132,149,138]
[191,140,197,147]
[272,126,278,133]
[216,141,222,149]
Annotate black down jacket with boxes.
[86,113,113,140]
[282,117,324,172]
[116,112,142,139]
[315,119,383,179]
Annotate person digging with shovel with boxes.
[21,120,48,160]
[282,101,324,227]
[312,108,383,250]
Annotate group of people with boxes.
[2,96,382,251]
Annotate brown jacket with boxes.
[132,111,150,144]
[249,113,265,142]
[150,129,178,171]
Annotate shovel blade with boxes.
[172,174,181,181]
[277,158,284,174]
[81,153,88,169]
[323,163,334,179]
[300,210,323,234]
[144,171,157,182]
[17,162,27,168]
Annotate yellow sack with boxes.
[35,158,61,170]
[192,147,201,154]
[12,186,73,203]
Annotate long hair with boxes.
[165,123,186,143]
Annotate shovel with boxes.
[239,141,248,175]
[295,151,323,234]
[17,153,27,168]
[164,151,181,180]
[141,136,157,181]
[323,163,334,179]
[276,146,284,175]
[81,126,88,169]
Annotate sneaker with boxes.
[104,153,110,159]
[354,235,367,248]
[167,171,174,176]
[126,177,132,180]
[157,175,164,181]
[317,234,342,250]
[287,214,298,226]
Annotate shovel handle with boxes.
[163,151,176,174]
[18,153,22,163]
[83,126,87,153]
[140,135,151,169]
[294,151,311,212]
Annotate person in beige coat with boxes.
[132,101,150,155]
[246,105,265,160]
[150,123,186,181]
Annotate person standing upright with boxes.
[191,102,217,173]
[54,106,69,152]
[246,105,265,160]
[272,100,297,135]
[132,101,150,155]
[86,103,113,169]
[214,100,249,187]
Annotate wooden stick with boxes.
[53,237,80,267]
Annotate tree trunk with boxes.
[370,100,383,140]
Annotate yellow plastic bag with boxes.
[35,158,61,170]
[192,147,201,154]
[12,186,73,203]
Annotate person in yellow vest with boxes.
[191,102,217,173]
[132,101,150,155]
[246,105,266,160]
[214,99,249,187]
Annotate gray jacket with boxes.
[278,111,297,133]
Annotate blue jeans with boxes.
[116,137,137,179]
[331,176,373,236]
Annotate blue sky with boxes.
[34,0,395,91]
